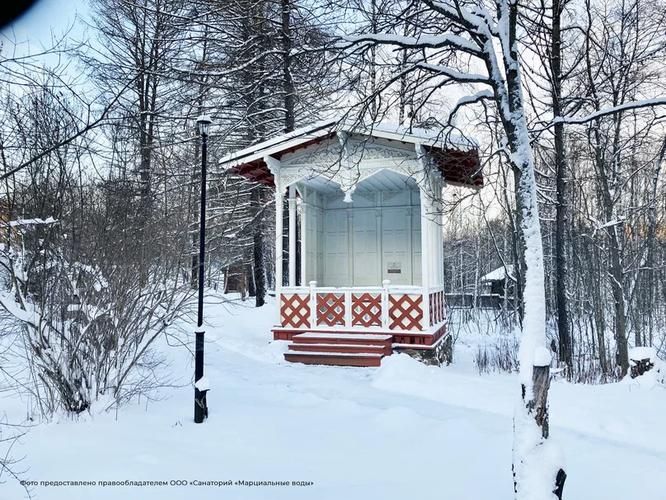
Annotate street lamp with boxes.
[194,114,212,424]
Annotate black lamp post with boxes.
[194,114,212,424]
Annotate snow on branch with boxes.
[415,63,491,84]
[446,90,495,122]
[425,0,496,35]
[343,33,483,57]
[554,98,666,125]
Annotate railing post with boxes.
[423,287,431,330]
[309,280,317,329]
[382,279,391,329]
[344,290,352,328]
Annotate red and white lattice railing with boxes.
[278,281,447,334]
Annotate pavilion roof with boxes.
[217,118,483,188]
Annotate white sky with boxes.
[1,0,87,51]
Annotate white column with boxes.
[275,187,284,323]
[436,179,445,288]
[429,200,437,289]
[436,218,443,288]
[347,206,353,285]
[300,186,307,284]
[265,155,284,324]
[376,206,382,285]
[420,186,431,330]
[288,185,297,287]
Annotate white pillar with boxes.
[429,197,437,289]
[275,188,284,290]
[288,185,297,287]
[275,186,284,324]
[420,186,431,329]
[265,155,284,324]
[300,186,307,284]
[436,179,445,288]
[420,187,430,288]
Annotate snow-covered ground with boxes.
[2,296,665,500]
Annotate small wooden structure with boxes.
[219,119,482,366]
[223,263,251,298]
[446,266,516,309]
[480,265,515,297]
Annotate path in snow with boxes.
[2,296,665,500]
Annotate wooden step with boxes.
[292,332,392,346]
[284,351,383,367]
[288,342,390,355]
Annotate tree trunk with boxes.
[643,137,665,346]
[500,4,565,497]
[281,0,295,132]
[252,188,266,307]
[608,237,629,375]
[552,0,573,374]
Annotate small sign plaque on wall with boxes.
[387,261,402,274]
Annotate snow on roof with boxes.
[217,118,477,170]
[629,347,657,361]
[218,119,338,170]
[8,216,58,227]
[480,265,514,282]
[369,122,478,150]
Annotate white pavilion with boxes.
[218,119,482,366]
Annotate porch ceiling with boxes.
[301,168,418,195]
[355,169,418,192]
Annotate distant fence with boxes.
[445,293,516,309]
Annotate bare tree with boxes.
[575,0,666,376]
[82,0,189,214]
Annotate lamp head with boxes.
[196,114,212,136]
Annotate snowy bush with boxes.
[474,335,520,374]
[0,176,194,416]
[449,308,520,374]
[0,244,193,415]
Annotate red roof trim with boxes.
[427,146,483,188]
